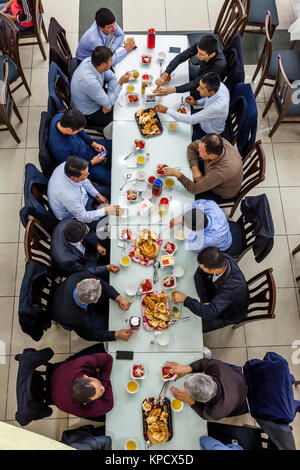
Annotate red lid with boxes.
[148,176,155,184]
[148,28,155,34]
[160,198,169,205]
[142,74,149,80]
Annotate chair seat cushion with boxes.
[0,55,19,83]
[274,92,300,116]
[266,50,300,82]
[187,32,223,51]
[248,0,279,26]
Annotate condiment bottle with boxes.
[159,197,169,215]
[147,28,156,49]
[129,316,141,330]
[152,178,163,197]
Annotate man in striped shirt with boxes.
[0,0,33,31]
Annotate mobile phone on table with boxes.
[169,46,181,53]
[116,350,134,360]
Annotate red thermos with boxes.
[147,28,156,48]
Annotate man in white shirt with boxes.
[48,156,122,230]
[154,72,229,141]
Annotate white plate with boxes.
[174,266,184,277]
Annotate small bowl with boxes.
[142,188,152,200]
[120,256,131,267]
[141,55,151,64]
[162,274,177,290]
[158,51,166,61]
[127,93,139,104]
[131,364,146,380]
[124,439,139,450]
[125,284,137,296]
[161,366,177,382]
[156,163,168,176]
[168,121,178,132]
[171,399,184,412]
[140,278,153,294]
[175,230,185,241]
[136,170,146,180]
[165,177,175,189]
[174,266,184,278]
[136,155,146,165]
[129,69,139,81]
[126,189,138,202]
[156,331,170,346]
[162,241,177,256]
[127,380,139,394]
[126,85,135,93]
[135,181,147,192]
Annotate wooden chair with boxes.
[252,12,300,99]
[48,16,78,81]
[233,268,276,328]
[292,243,300,285]
[228,215,258,263]
[30,181,52,214]
[224,96,244,147]
[240,0,278,37]
[18,0,48,61]
[0,12,31,96]
[262,55,300,138]
[24,216,51,267]
[219,140,266,218]
[0,57,23,143]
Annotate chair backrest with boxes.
[24,215,52,267]
[272,55,294,116]
[48,61,71,116]
[236,139,266,201]
[31,0,42,33]
[246,268,276,322]
[226,96,244,144]
[258,12,273,79]
[233,213,257,262]
[0,58,10,121]
[0,11,21,65]
[38,111,58,179]
[48,17,73,79]
[214,0,247,47]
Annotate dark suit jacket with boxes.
[51,217,107,277]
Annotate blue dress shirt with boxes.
[200,436,243,450]
[183,199,232,252]
[71,57,122,115]
[167,82,229,134]
[47,162,105,223]
[76,21,126,65]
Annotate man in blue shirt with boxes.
[71,46,130,129]
[76,7,136,65]
[170,199,232,252]
[48,109,111,187]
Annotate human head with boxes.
[197,72,220,98]
[76,278,102,304]
[199,134,224,160]
[63,220,89,243]
[197,34,218,62]
[197,247,226,275]
[59,109,86,135]
[64,156,89,182]
[183,208,208,232]
[71,376,105,405]
[95,7,116,35]
[186,373,218,403]
[91,46,113,73]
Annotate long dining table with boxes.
[104,34,207,450]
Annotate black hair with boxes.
[201,72,221,93]
[184,208,208,231]
[91,46,113,67]
[60,109,86,132]
[71,377,96,405]
[63,220,88,243]
[201,133,224,156]
[95,7,115,28]
[64,156,88,178]
[197,247,225,269]
[197,34,218,55]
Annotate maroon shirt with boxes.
[50,353,114,418]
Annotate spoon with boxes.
[153,259,161,284]
[120,173,134,191]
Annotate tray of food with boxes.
[162,241,177,255]
[142,291,170,330]
[142,398,173,445]
[129,229,162,266]
[135,108,163,137]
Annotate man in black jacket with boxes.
[50,273,133,342]
[51,218,119,277]
[154,35,227,97]
[172,246,250,332]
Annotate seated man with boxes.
[155,35,227,98]
[51,218,119,277]
[164,357,248,421]
[50,275,133,343]
[51,347,114,419]
[164,134,243,203]
[0,0,33,31]
[172,247,250,332]
[47,156,122,229]
[71,46,130,129]
[48,109,111,187]
[154,73,229,141]
[170,200,232,252]
[76,7,135,65]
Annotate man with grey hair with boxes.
[165,357,248,420]
[50,272,133,343]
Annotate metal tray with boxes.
[142,397,173,446]
[134,108,163,138]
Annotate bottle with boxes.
[129,316,141,330]
[152,178,163,197]
[147,28,156,49]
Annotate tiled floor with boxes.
[0,0,300,448]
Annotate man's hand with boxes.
[91,142,106,153]
[192,166,202,182]
[170,383,196,405]
[104,205,124,216]
[118,71,130,86]
[163,362,192,380]
[97,244,106,256]
[169,215,184,228]
[115,295,131,311]
[185,96,198,106]
[164,168,182,178]
[154,104,168,114]
[124,38,136,52]
[107,264,120,273]
[115,329,133,341]
[153,86,175,96]
[91,154,106,166]
[155,72,169,87]
[172,290,187,304]
[95,193,109,205]
[102,106,112,114]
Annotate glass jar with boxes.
[147,28,156,49]
[152,178,163,197]
[159,197,169,215]
[129,316,141,330]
